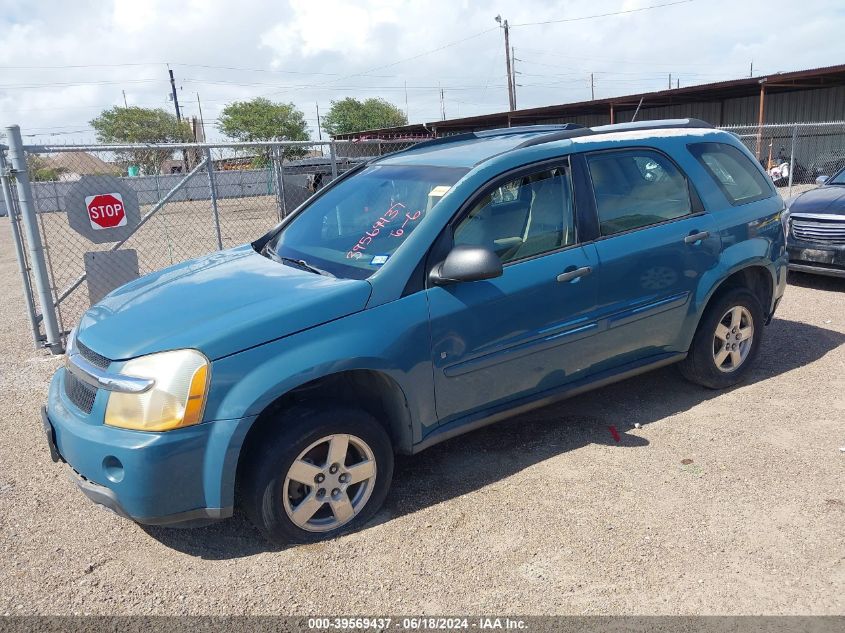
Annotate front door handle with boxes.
[684,231,710,244]
[556,266,592,283]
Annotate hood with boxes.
[77,245,372,360]
[789,185,845,216]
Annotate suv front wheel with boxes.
[241,405,394,545]
[679,287,764,389]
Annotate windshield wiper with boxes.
[277,255,334,277]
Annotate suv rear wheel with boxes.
[241,405,393,545]
[679,287,764,389]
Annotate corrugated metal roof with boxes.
[335,63,845,139]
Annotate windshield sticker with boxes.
[428,185,452,198]
[371,255,389,266]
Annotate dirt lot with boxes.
[0,217,843,616]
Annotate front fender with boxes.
[203,292,435,446]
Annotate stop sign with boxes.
[85,193,127,230]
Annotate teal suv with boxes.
[43,120,788,544]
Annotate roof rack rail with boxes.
[591,118,715,132]
[387,123,584,156]
[514,118,715,150]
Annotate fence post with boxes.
[330,141,338,179]
[273,145,287,221]
[5,125,63,353]
[787,125,798,198]
[203,147,223,250]
[0,149,42,346]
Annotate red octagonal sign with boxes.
[85,193,126,230]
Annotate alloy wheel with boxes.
[712,305,754,373]
[282,434,377,533]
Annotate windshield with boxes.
[265,164,468,279]
[829,168,845,185]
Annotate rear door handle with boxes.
[556,266,592,283]
[684,231,710,244]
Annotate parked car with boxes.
[785,165,845,277]
[43,119,788,544]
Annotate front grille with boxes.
[791,215,845,244]
[76,340,111,369]
[64,371,97,414]
[64,341,111,414]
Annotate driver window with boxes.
[453,164,576,264]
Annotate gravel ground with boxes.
[0,217,843,616]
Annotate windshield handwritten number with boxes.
[389,210,422,238]
[346,202,411,260]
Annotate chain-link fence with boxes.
[0,127,418,353]
[720,121,845,197]
[4,120,845,354]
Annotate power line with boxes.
[271,26,500,96]
[510,0,695,27]
[0,78,161,89]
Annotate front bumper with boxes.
[787,242,845,278]
[44,368,255,526]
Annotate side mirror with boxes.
[816,175,829,186]
[429,244,503,286]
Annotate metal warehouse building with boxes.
[334,64,845,140]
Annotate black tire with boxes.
[240,405,393,545]
[678,287,765,389]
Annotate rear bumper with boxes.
[44,368,255,526]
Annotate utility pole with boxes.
[168,66,189,172]
[168,67,182,122]
[315,103,322,141]
[439,84,446,121]
[122,90,128,108]
[404,81,409,120]
[669,73,672,90]
[750,60,754,77]
[496,15,516,111]
[591,73,595,100]
[196,92,206,142]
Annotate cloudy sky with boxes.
[1,0,843,144]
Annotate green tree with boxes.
[90,106,193,175]
[322,97,407,137]
[26,155,66,182]
[218,98,309,165]
[218,98,309,142]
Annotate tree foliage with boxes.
[321,98,407,137]
[218,98,309,142]
[90,107,193,175]
[26,155,66,182]
[218,98,310,164]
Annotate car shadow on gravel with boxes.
[144,316,844,558]
[787,271,845,291]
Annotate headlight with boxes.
[65,327,77,355]
[104,349,210,432]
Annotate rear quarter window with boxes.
[688,142,774,206]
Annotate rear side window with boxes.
[586,149,692,236]
[688,142,773,206]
